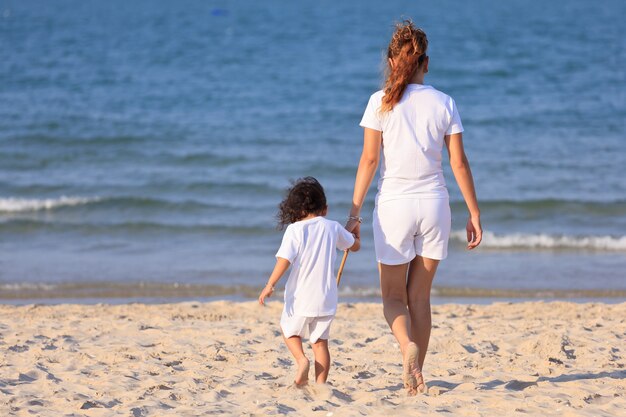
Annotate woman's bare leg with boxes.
[379,262,419,394]
[379,262,412,349]
[407,255,439,372]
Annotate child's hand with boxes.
[258,284,275,306]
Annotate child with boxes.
[259,177,360,386]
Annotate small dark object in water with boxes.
[211,9,229,17]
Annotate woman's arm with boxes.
[444,133,482,249]
[347,128,382,234]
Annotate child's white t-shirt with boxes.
[276,217,355,317]
[360,84,464,199]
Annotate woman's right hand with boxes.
[466,215,482,250]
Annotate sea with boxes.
[1,0,625,303]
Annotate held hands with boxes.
[345,218,361,238]
[258,284,274,306]
[466,215,482,250]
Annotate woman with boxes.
[346,20,482,395]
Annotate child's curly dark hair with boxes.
[277,177,327,229]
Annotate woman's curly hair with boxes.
[277,177,327,229]
[381,19,428,113]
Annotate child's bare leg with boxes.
[310,339,330,383]
[283,335,310,386]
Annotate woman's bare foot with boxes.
[413,370,428,394]
[295,357,310,386]
[402,342,418,395]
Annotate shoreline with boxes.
[1,300,624,416]
[1,282,625,305]
[3,295,626,307]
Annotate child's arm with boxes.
[258,257,291,305]
[338,223,361,253]
[349,232,361,252]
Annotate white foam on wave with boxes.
[0,283,58,291]
[0,196,100,213]
[451,230,626,251]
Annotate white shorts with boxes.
[373,197,451,264]
[280,310,334,343]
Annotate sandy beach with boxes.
[0,300,624,416]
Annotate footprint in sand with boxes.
[18,372,38,383]
[504,380,538,391]
[584,393,615,405]
[9,345,29,353]
[352,371,375,380]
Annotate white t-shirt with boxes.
[360,84,464,199]
[276,216,355,317]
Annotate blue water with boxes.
[1,0,625,300]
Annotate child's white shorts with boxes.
[373,196,451,264]
[280,310,334,343]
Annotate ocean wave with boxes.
[0,195,276,214]
[451,230,626,251]
[0,218,272,235]
[449,198,626,214]
[6,134,152,146]
[0,196,101,213]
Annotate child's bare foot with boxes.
[295,357,310,386]
[402,342,419,395]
